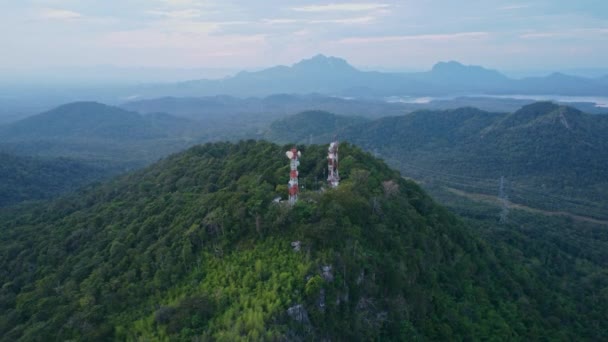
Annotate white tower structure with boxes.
[327,141,340,188]
[286,148,301,205]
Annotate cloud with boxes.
[311,16,375,24]
[498,4,531,11]
[158,0,210,7]
[520,28,608,39]
[262,16,375,26]
[147,9,202,19]
[39,8,82,20]
[292,3,389,12]
[338,32,489,44]
[100,24,267,66]
[520,32,561,39]
[262,18,300,25]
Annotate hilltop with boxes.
[0,102,205,167]
[266,103,608,219]
[2,141,603,340]
[264,110,368,144]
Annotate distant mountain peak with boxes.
[431,61,501,75]
[428,61,508,85]
[545,72,580,80]
[292,54,358,72]
[432,60,465,70]
[495,101,588,130]
[519,101,560,111]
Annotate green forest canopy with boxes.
[0,141,606,341]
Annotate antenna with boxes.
[286,147,301,205]
[327,140,340,188]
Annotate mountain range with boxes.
[2,55,607,120]
[265,102,608,220]
[138,54,608,98]
[3,99,606,220]
[1,97,607,340]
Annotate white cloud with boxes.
[39,8,82,20]
[262,16,375,26]
[520,28,608,39]
[147,9,202,19]
[99,25,267,67]
[338,32,489,44]
[498,4,531,11]
[293,29,311,36]
[262,18,300,25]
[292,3,389,12]
[158,0,211,7]
[311,16,375,24]
[520,32,561,39]
[102,28,265,49]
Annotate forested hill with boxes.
[266,102,608,219]
[0,101,196,141]
[0,153,109,207]
[264,110,368,144]
[0,101,205,167]
[1,140,605,340]
[346,102,608,218]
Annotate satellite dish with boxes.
[286,151,294,159]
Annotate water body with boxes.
[388,95,608,108]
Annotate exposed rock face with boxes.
[291,241,302,252]
[322,265,333,282]
[319,288,326,311]
[356,270,365,285]
[287,304,310,324]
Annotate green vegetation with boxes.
[0,102,206,168]
[1,140,606,340]
[427,182,608,341]
[267,103,608,219]
[0,153,110,207]
[264,110,368,144]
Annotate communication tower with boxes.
[327,141,340,188]
[286,148,301,205]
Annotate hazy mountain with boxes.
[0,102,205,166]
[2,56,607,120]
[136,55,608,98]
[123,94,408,121]
[512,73,605,96]
[1,141,605,340]
[410,61,511,91]
[264,110,368,144]
[0,102,197,141]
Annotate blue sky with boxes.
[1,0,607,71]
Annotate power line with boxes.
[399,162,606,211]
[398,166,607,218]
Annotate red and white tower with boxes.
[327,141,340,188]
[286,147,301,205]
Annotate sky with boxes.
[1,0,608,75]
